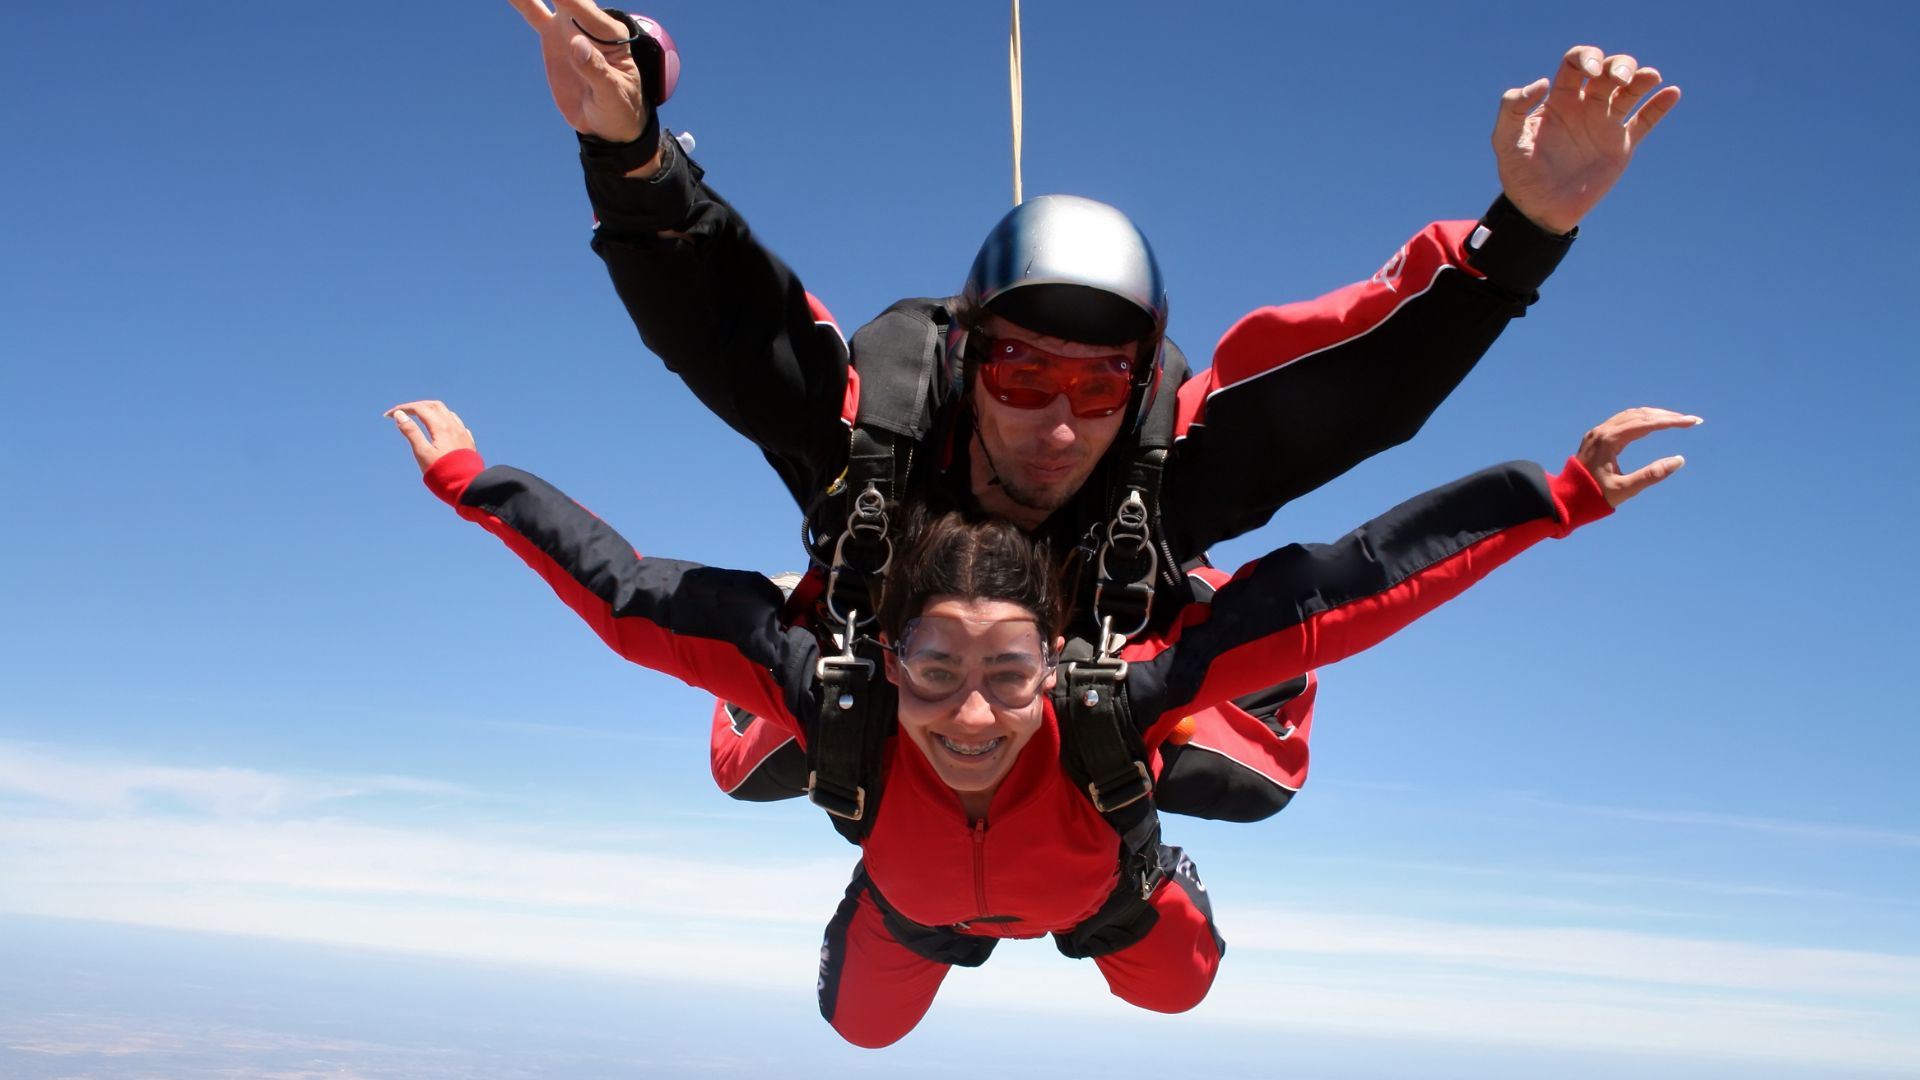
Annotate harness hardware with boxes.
[1087,762,1154,814]
[825,484,892,630]
[805,769,867,821]
[1091,489,1157,641]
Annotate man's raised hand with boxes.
[507,0,647,143]
[1494,45,1682,235]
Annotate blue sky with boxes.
[2,1,1916,1075]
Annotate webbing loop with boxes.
[825,483,891,630]
[1091,489,1157,642]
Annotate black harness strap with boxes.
[806,307,1179,952]
[1056,639,1164,907]
[1060,645,1151,815]
[807,429,895,842]
[804,301,951,845]
[1048,337,1190,905]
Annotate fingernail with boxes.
[1687,416,1704,425]
[1612,63,1632,81]
[1583,58,1603,77]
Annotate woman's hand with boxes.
[386,400,477,474]
[1576,406,1701,507]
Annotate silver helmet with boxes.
[957,195,1167,347]
[949,195,1169,421]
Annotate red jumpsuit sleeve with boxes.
[1131,456,1610,748]
[422,448,813,739]
[1162,196,1574,555]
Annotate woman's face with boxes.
[885,596,1057,801]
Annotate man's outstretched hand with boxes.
[507,0,648,144]
[1495,45,1682,235]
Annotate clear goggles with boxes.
[892,615,1057,710]
[975,337,1135,418]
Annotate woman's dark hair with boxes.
[876,508,1066,641]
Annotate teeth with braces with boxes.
[938,735,1003,757]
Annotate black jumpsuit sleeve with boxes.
[1161,196,1576,557]
[1128,456,1611,741]
[425,448,820,734]
[582,134,853,508]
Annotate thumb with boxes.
[388,408,426,446]
[571,35,618,80]
[387,409,437,467]
[1610,454,1685,506]
[1492,78,1548,147]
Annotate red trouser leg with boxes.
[1090,847,1225,1013]
[817,867,953,1049]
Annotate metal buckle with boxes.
[1087,761,1153,813]
[806,770,867,821]
[1091,581,1153,642]
[1065,657,1130,706]
[1092,488,1156,643]
[824,485,892,629]
[817,652,876,711]
[1106,489,1151,546]
[1136,853,1166,899]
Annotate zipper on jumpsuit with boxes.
[971,819,989,919]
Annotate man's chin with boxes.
[1001,480,1073,515]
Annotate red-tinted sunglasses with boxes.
[975,337,1135,418]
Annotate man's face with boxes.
[967,314,1131,526]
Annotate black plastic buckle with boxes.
[1087,761,1153,814]
[806,771,866,821]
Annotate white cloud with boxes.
[3,741,1918,1074]
[1223,907,1920,995]
[0,740,460,816]
[0,816,847,925]
[1522,794,1920,849]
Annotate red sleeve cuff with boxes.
[1548,455,1614,532]
[422,448,486,507]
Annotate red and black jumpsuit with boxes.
[420,441,1613,1047]
[578,134,1580,815]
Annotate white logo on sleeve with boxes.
[1372,246,1408,293]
